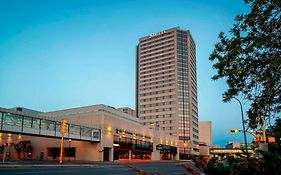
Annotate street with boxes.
[0,161,199,175]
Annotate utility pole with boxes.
[233,97,248,155]
[59,119,67,164]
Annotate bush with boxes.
[198,151,281,175]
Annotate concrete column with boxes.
[109,148,114,161]
[175,147,180,160]
[129,150,132,160]
[152,149,160,160]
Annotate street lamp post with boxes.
[233,97,248,155]
[68,139,71,161]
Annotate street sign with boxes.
[156,144,163,150]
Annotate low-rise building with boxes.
[0,105,179,162]
[198,121,212,156]
[117,107,136,117]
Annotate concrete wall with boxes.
[0,133,101,161]
[199,121,212,146]
[22,105,180,161]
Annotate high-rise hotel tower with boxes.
[136,27,199,155]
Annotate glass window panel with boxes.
[81,127,91,137]
[23,116,32,128]
[92,129,100,140]
[56,122,61,132]
[32,118,40,129]
[41,120,55,131]
[69,124,80,135]
[4,113,22,126]
[0,112,2,125]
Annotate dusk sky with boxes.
[0,0,251,146]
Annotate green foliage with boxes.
[209,0,281,129]
[203,151,281,175]
[200,119,281,174]
[205,157,231,175]
[190,155,209,172]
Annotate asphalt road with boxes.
[0,161,200,175]
[0,165,135,175]
[129,162,193,175]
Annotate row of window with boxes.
[139,69,174,79]
[178,65,188,71]
[139,78,174,88]
[192,115,198,122]
[193,128,199,134]
[140,43,174,55]
[140,34,174,47]
[178,126,190,131]
[139,94,175,102]
[193,134,199,140]
[140,49,174,59]
[143,120,174,125]
[178,62,188,68]
[177,42,187,47]
[178,85,189,91]
[177,47,187,52]
[139,52,174,65]
[140,101,175,108]
[177,31,188,37]
[140,107,175,114]
[192,121,198,127]
[178,80,189,85]
[139,74,175,83]
[192,108,198,117]
[193,140,199,145]
[179,120,190,124]
[177,48,188,54]
[139,83,174,91]
[179,136,190,141]
[140,113,176,119]
[179,115,189,121]
[178,99,189,105]
[139,64,174,76]
[192,102,198,111]
[177,55,188,61]
[140,56,174,68]
[178,75,188,81]
[139,88,175,97]
[139,60,175,72]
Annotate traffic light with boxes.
[254,131,260,143]
[268,137,276,143]
[61,119,67,134]
[260,137,266,143]
[230,129,239,133]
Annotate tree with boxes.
[209,0,281,129]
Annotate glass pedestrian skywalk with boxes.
[0,110,100,142]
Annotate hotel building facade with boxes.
[136,27,199,156]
